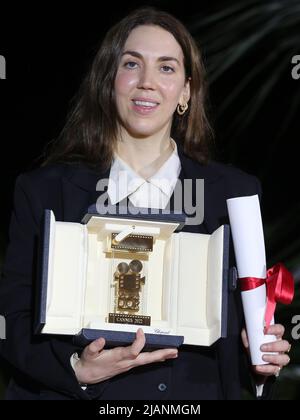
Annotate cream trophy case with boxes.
[36,205,230,349]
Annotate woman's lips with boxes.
[131,100,160,115]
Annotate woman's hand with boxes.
[241,324,291,378]
[74,328,178,385]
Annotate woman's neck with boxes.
[116,131,174,180]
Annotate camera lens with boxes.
[129,259,143,273]
[117,262,129,273]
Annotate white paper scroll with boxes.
[227,195,276,365]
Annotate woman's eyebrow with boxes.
[122,50,180,65]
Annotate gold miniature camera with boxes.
[114,260,145,312]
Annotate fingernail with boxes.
[261,345,268,351]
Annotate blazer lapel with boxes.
[174,141,224,234]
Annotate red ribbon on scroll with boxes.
[239,263,294,331]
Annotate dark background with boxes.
[0,0,299,399]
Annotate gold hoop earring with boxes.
[177,103,188,115]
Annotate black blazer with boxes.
[0,145,267,400]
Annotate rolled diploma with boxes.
[227,195,276,365]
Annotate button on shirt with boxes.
[107,140,181,209]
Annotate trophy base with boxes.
[108,313,151,326]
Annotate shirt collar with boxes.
[107,139,181,205]
[148,140,181,196]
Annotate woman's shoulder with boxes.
[207,160,262,197]
[181,150,259,189]
[181,149,262,198]
[188,155,259,183]
[208,160,257,179]
[14,162,103,205]
[15,163,71,189]
[16,162,96,187]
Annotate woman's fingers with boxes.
[84,337,106,360]
[255,364,281,376]
[75,330,179,384]
[117,328,146,360]
[136,348,178,366]
[264,324,285,339]
[241,328,249,349]
[261,339,290,353]
[83,329,178,369]
[119,328,178,367]
[255,329,292,379]
[262,353,290,366]
[130,328,146,357]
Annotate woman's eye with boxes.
[124,61,138,69]
[161,65,175,73]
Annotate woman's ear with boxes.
[180,78,191,104]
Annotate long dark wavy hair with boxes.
[43,7,213,172]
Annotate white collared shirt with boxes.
[107,139,181,209]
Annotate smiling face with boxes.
[114,25,190,140]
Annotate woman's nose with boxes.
[137,67,156,90]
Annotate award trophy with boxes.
[108,231,152,326]
[38,207,229,348]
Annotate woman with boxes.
[0,7,291,400]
